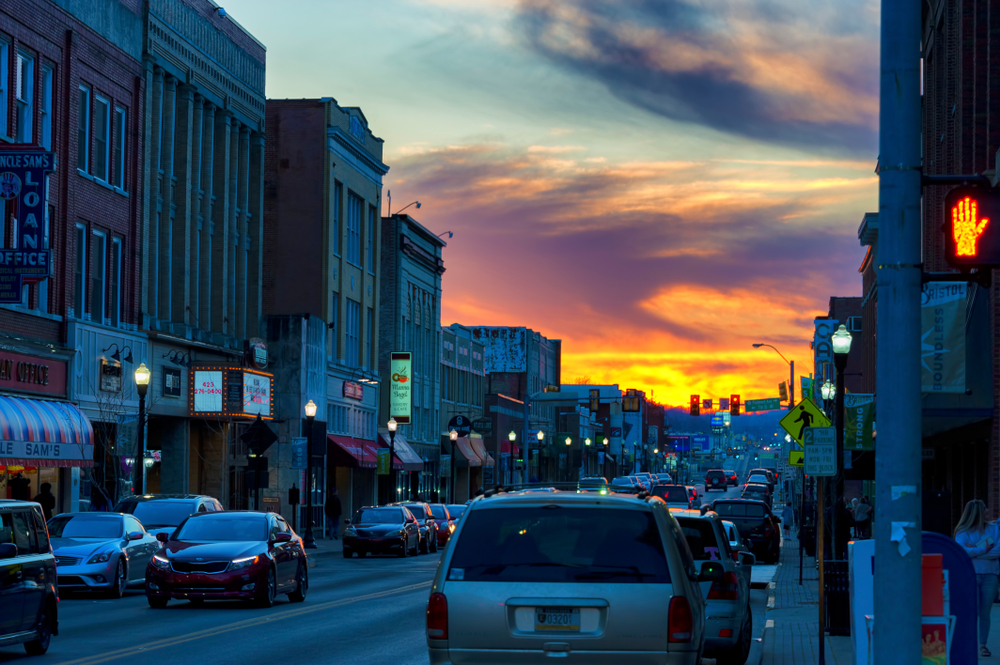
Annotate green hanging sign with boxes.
[845,394,875,450]
[376,448,391,475]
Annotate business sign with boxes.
[343,381,364,400]
[692,434,710,452]
[447,415,471,437]
[246,338,268,369]
[803,427,836,476]
[290,437,307,470]
[390,352,412,424]
[845,393,875,450]
[190,367,273,419]
[192,370,223,412]
[0,350,66,397]
[376,448,391,475]
[668,436,690,452]
[242,372,271,416]
[745,398,781,412]
[0,149,55,302]
[711,412,725,426]
[921,282,966,393]
[814,319,840,365]
[472,418,493,436]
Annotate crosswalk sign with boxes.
[779,399,832,445]
[788,450,804,466]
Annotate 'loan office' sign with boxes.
[0,148,55,302]
[0,350,66,396]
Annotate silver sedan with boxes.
[47,513,160,598]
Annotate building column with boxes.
[237,123,250,339]
[247,131,264,338]
[200,103,217,333]
[190,95,205,327]
[211,110,232,336]
[144,66,165,324]
[171,83,195,327]
[227,119,240,337]
[157,75,178,323]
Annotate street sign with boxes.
[779,399,832,445]
[472,418,493,436]
[745,397,781,412]
[447,415,472,437]
[290,437,307,470]
[803,427,836,476]
[788,450,804,466]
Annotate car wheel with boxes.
[357,550,367,558]
[147,595,168,609]
[410,537,420,557]
[288,564,308,603]
[23,601,53,656]
[714,604,752,665]
[420,536,429,554]
[430,538,438,553]
[398,540,408,557]
[343,548,353,558]
[189,599,204,606]
[257,567,276,608]
[108,559,127,599]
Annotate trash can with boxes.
[801,525,816,558]
[824,560,851,636]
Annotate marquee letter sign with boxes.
[0,147,55,302]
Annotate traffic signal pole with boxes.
[874,0,923,662]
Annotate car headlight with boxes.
[150,554,170,570]
[88,551,113,564]
[228,555,260,571]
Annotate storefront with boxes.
[327,434,379,525]
[451,436,484,502]
[377,430,424,500]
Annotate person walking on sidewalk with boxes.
[325,487,343,540]
[955,499,1000,657]
[854,497,872,539]
[781,503,795,537]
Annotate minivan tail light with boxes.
[668,596,693,642]
[707,572,741,600]
[427,592,448,639]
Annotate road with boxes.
[2,460,780,665]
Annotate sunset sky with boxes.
[234,0,879,407]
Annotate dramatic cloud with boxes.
[514,0,879,152]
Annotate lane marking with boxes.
[58,580,432,665]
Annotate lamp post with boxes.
[132,363,150,496]
[585,438,591,476]
[387,418,398,502]
[602,437,609,479]
[831,324,853,559]
[506,431,516,489]
[449,430,458,501]
[535,430,544,484]
[303,399,318,549]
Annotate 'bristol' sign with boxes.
[0,148,55,302]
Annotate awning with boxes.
[0,396,94,468]
[378,431,423,472]
[470,437,494,467]
[453,437,482,467]
[501,441,520,456]
[327,435,377,468]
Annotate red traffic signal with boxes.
[945,188,1000,267]
[730,394,741,416]
[690,394,700,417]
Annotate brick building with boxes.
[0,0,146,512]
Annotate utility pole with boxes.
[874,0,922,662]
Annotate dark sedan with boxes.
[343,506,420,558]
[709,499,781,564]
[445,504,467,525]
[428,503,455,547]
[397,502,439,554]
[145,511,307,608]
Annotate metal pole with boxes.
[523,397,531,484]
[874,0,922,661]
[132,389,147,496]
[304,416,316,549]
[790,360,795,407]
[818,477,826,665]
[389,429,397,502]
[799,466,805,585]
[449,439,456,501]
[833,354,847,558]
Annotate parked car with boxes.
[445,504,467,525]
[145,511,307,608]
[610,476,639,493]
[686,486,700,504]
[709,499,781,564]
[48,512,159,598]
[427,489,722,663]
[428,504,456,546]
[113,494,224,538]
[722,520,754,587]
[745,474,771,489]
[343,506,421,558]
[672,509,754,665]
[704,469,728,492]
[748,469,777,490]
[726,471,739,486]
[397,502,439,554]
[741,484,772,508]
[0,500,58,655]
[651,484,693,509]
[627,475,652,492]
[577,476,609,494]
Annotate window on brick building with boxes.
[367,205,375,273]
[0,39,9,138]
[365,307,373,369]
[346,192,362,266]
[91,230,106,322]
[15,52,33,144]
[111,237,122,327]
[332,181,342,256]
[74,223,86,316]
[78,85,90,171]
[94,95,110,182]
[37,204,52,312]
[330,291,339,360]
[346,298,360,367]
[113,107,126,189]
[40,66,52,150]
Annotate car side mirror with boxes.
[128,531,143,541]
[740,551,756,566]
[156,532,169,543]
[0,543,17,559]
[773,516,781,524]
[698,561,725,584]
[273,532,293,543]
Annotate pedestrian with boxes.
[781,503,795,537]
[850,498,859,538]
[954,499,1000,657]
[32,482,56,521]
[854,497,872,539]
[324,487,342,540]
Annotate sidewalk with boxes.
[760,530,854,665]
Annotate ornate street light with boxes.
[387,418,398,501]
[448,429,458,501]
[131,363,151,495]
[303,399,318,549]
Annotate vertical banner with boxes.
[376,448,391,475]
[0,149,55,302]
[921,282,967,393]
[390,352,412,423]
[845,394,875,450]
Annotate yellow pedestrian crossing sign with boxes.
[789,450,804,466]
[779,399,832,445]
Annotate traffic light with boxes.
[690,394,700,416]
[730,394,741,416]
[779,382,788,402]
[589,388,600,414]
[945,188,1000,267]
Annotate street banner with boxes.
[440,454,451,478]
[801,376,813,400]
[0,149,55,302]
[921,282,967,393]
[390,352,412,423]
[845,394,875,450]
[376,448,391,475]
[290,437,307,469]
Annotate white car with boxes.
[722,520,754,587]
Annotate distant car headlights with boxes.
[228,555,260,571]
[150,554,170,570]
[88,551,114,564]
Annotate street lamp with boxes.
[449,430,458,501]
[831,324,852,559]
[388,418,398,502]
[565,437,572,446]
[303,399,318,549]
[506,431,516,489]
[131,363,150,496]
[602,437,609,446]
[821,381,835,401]
[752,342,795,406]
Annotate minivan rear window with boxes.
[652,486,689,503]
[675,517,727,562]
[448,507,670,584]
[713,503,766,519]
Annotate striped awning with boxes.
[0,395,94,468]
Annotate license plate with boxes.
[535,607,580,632]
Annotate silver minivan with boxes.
[427,491,724,664]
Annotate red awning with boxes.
[470,438,494,467]
[363,441,403,470]
[453,437,482,467]
[327,435,377,468]
[501,441,520,456]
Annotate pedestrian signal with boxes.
[690,394,700,417]
[945,188,1000,267]
[730,395,741,416]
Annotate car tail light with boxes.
[707,572,740,600]
[427,592,448,639]
[731,551,740,562]
[668,596,693,642]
